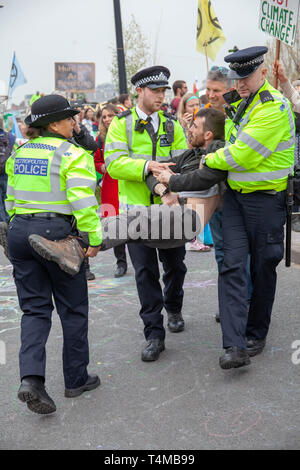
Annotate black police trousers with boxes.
[219,188,286,350]
[8,214,89,389]
[128,244,187,341]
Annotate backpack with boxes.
[0,133,11,176]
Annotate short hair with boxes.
[206,70,232,90]
[172,80,186,95]
[118,94,129,105]
[195,108,225,140]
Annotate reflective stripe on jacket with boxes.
[5,136,102,245]
[205,80,295,193]
[104,108,187,208]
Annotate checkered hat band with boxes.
[31,107,73,121]
[229,56,264,71]
[135,72,168,87]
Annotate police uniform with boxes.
[6,95,102,414]
[203,47,295,368]
[104,66,188,361]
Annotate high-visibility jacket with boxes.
[5,134,102,246]
[205,80,295,193]
[104,108,187,209]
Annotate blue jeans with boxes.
[0,175,9,222]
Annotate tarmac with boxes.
[1,238,300,451]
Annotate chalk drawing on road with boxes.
[204,408,262,438]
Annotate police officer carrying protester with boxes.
[6,95,102,414]
[197,47,294,369]
[104,66,188,362]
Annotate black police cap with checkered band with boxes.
[224,46,268,80]
[131,66,171,89]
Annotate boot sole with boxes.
[167,324,185,333]
[29,235,80,276]
[246,347,265,357]
[65,376,101,398]
[219,357,251,370]
[18,388,56,415]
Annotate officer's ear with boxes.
[48,121,59,133]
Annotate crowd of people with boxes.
[0,44,299,415]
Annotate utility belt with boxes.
[14,212,75,225]
[231,188,277,196]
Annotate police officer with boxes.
[6,95,102,414]
[200,47,295,369]
[104,66,188,361]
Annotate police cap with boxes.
[131,66,171,89]
[224,46,268,79]
[25,94,80,128]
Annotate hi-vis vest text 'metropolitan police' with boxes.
[7,95,101,416]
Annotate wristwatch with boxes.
[154,183,170,198]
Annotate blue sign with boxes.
[14,158,48,176]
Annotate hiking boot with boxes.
[28,234,86,276]
[0,221,10,260]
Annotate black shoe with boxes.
[246,338,266,357]
[167,312,185,333]
[18,376,56,415]
[65,374,101,398]
[86,269,96,281]
[141,339,165,362]
[215,312,220,323]
[114,265,127,278]
[219,347,251,370]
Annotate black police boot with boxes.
[114,265,127,278]
[167,312,185,333]
[219,347,251,370]
[65,374,101,398]
[141,339,165,362]
[246,338,266,357]
[18,376,56,415]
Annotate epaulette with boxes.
[259,90,274,104]
[117,109,132,119]
[163,111,177,121]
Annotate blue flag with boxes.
[8,52,27,98]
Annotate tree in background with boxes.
[264,17,300,87]
[110,15,151,98]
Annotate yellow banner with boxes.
[196,0,226,62]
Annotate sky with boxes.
[0,0,271,104]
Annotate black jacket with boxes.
[146,139,227,194]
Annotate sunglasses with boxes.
[210,66,230,75]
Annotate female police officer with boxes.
[5,94,102,414]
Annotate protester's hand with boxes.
[148,161,175,177]
[161,192,179,206]
[100,163,107,174]
[273,60,288,84]
[86,246,101,258]
[182,113,193,129]
[156,169,173,185]
[73,114,81,134]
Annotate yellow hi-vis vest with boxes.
[5,135,102,246]
[205,80,295,193]
[104,108,187,210]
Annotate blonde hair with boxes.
[177,92,199,124]
[98,104,119,141]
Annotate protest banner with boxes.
[259,0,300,47]
[55,62,95,92]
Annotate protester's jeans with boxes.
[0,175,9,223]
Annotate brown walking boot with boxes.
[0,222,10,261]
[28,234,86,276]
